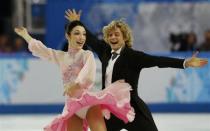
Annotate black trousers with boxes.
[105,102,158,131]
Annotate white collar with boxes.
[111,47,122,55]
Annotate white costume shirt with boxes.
[105,47,122,87]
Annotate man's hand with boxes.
[185,51,208,68]
[65,9,81,22]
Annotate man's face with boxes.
[107,27,125,51]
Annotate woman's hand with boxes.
[14,27,32,42]
[14,27,28,37]
[63,83,83,97]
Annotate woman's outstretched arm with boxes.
[14,27,63,64]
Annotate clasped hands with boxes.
[63,83,83,97]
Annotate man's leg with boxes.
[124,111,158,131]
[105,114,126,131]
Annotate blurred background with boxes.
[0,0,210,131]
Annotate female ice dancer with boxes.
[14,21,134,131]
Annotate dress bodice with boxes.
[28,39,96,90]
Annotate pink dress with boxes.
[28,39,135,131]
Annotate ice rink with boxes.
[0,113,209,131]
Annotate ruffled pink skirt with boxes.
[44,81,135,131]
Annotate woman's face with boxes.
[67,25,86,49]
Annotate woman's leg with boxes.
[86,105,107,131]
[67,114,83,131]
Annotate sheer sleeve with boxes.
[75,51,96,90]
[28,39,63,64]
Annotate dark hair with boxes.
[65,20,86,34]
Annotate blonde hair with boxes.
[102,19,133,48]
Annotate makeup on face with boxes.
[68,26,86,49]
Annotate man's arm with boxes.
[65,9,110,60]
[136,50,208,69]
